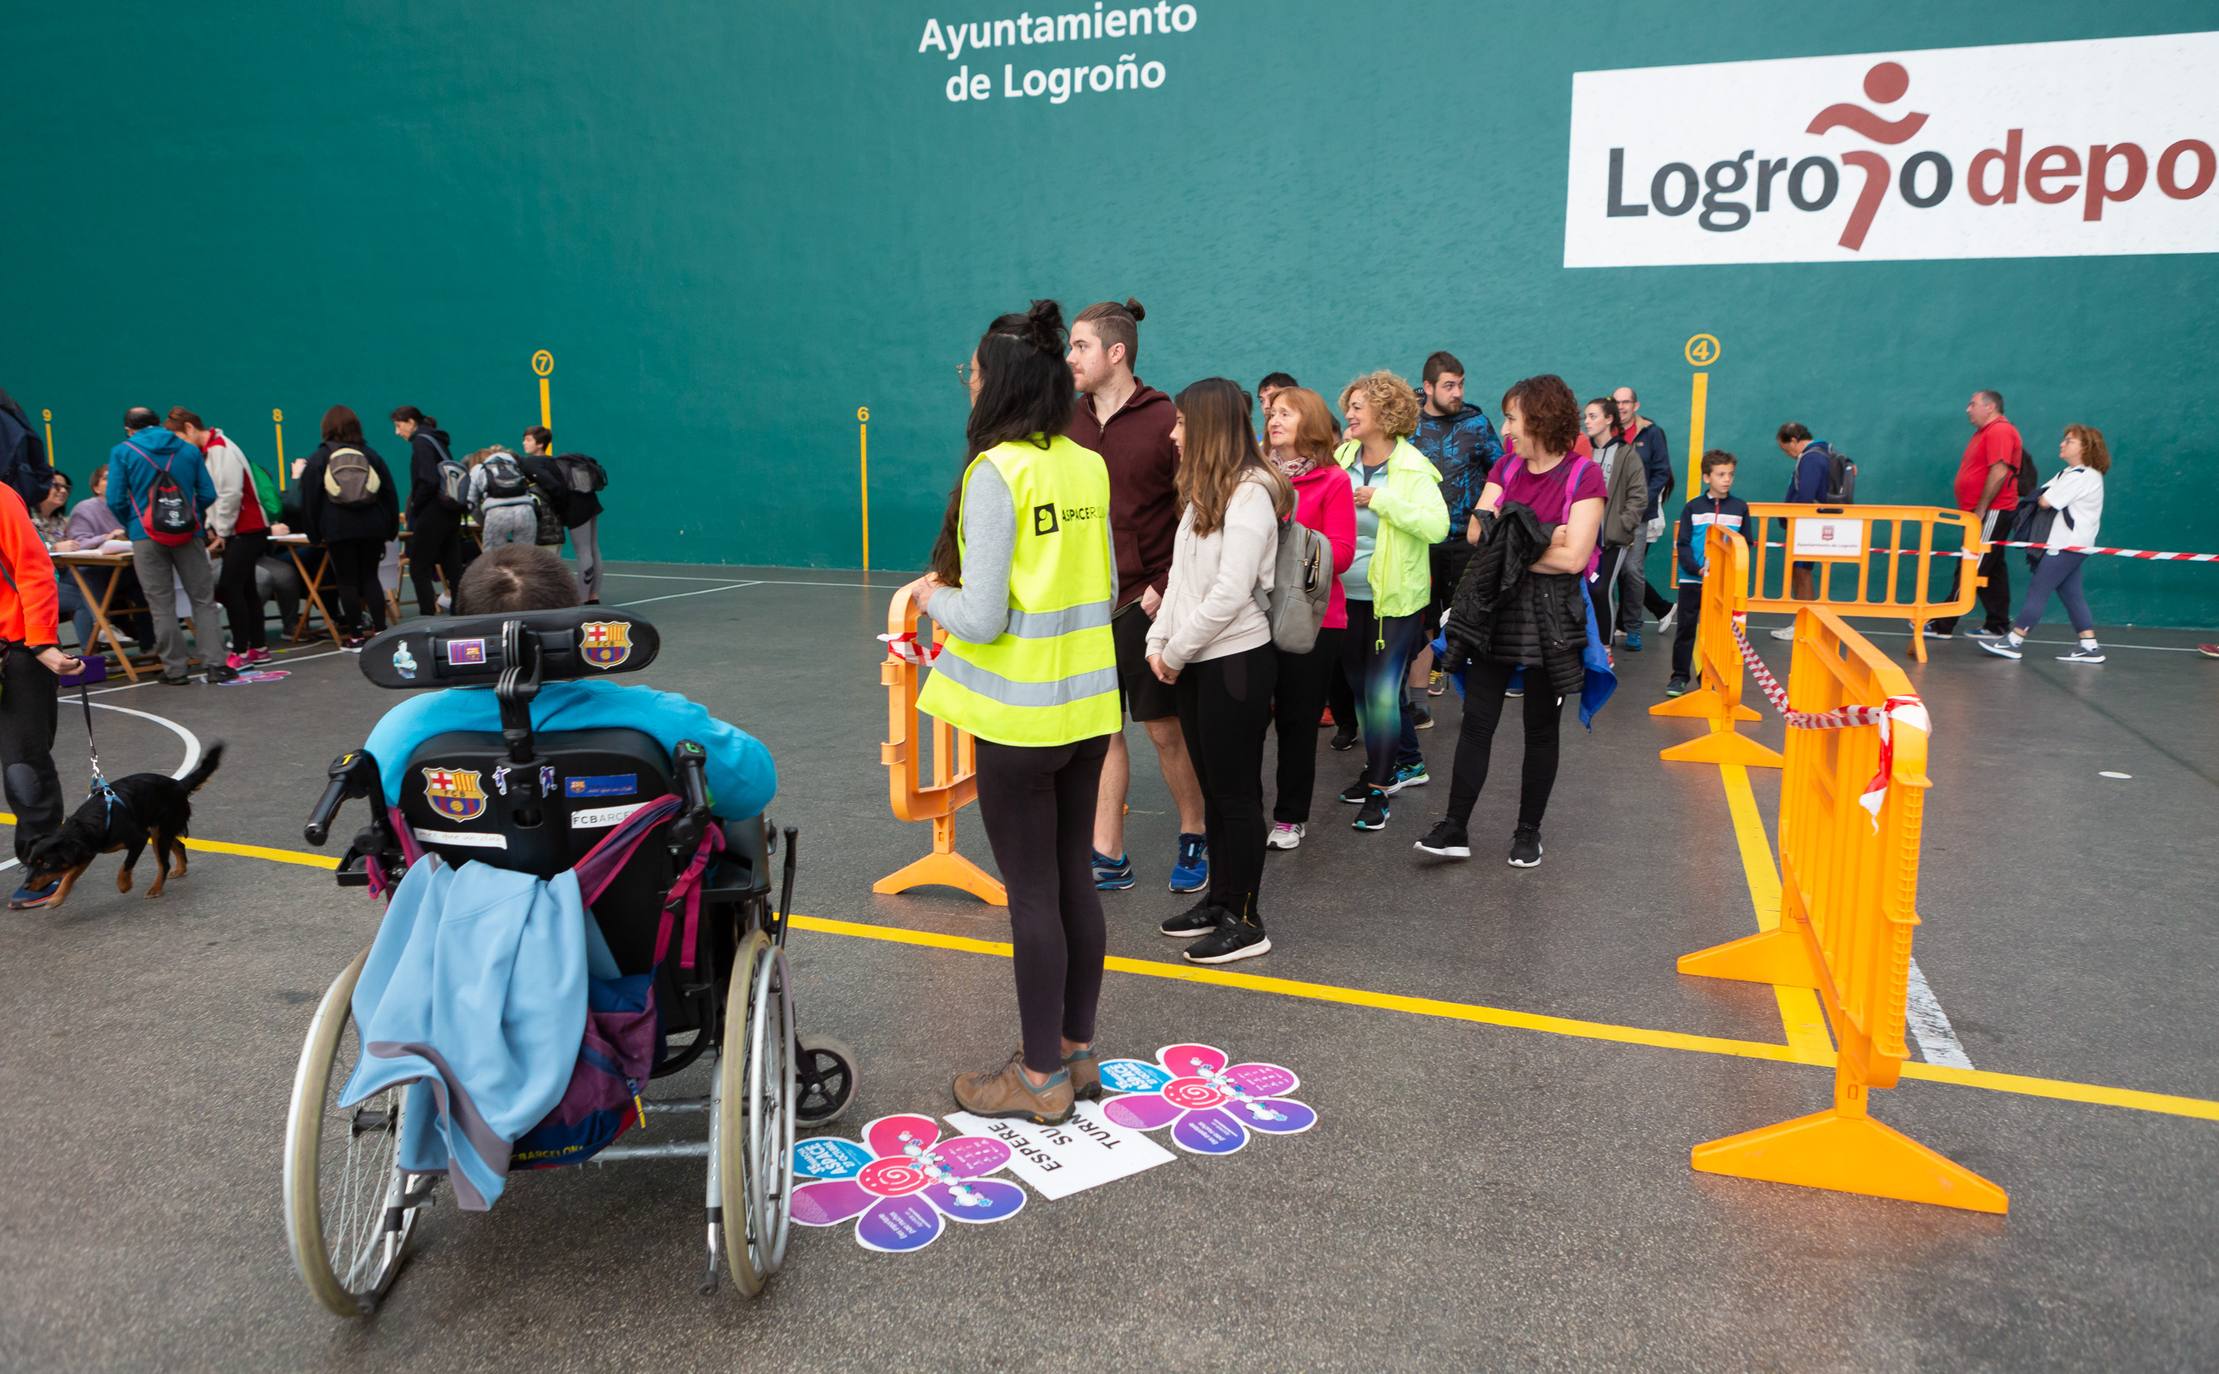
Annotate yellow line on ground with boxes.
[1715,758,1835,1058]
[19,820,2213,1125]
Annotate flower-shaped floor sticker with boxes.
[1098,1042,1317,1155]
[791,1113,1027,1253]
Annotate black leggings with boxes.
[1445,657,1565,831]
[1174,643,1276,919]
[216,529,270,652]
[326,537,387,634]
[408,514,470,617]
[973,734,1110,1076]
[0,645,63,867]
[1272,628,1344,824]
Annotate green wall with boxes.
[7,1,2214,625]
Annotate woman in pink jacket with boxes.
[1261,388,1357,849]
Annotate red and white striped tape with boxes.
[1727,616,1930,826]
[880,631,942,665]
[1763,539,2217,562]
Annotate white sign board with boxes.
[944,1103,1174,1201]
[1566,32,2219,266]
[1790,517,1866,560]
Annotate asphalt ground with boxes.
[0,561,2212,1371]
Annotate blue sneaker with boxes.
[7,878,59,910]
[1624,631,1644,652]
[1168,833,1208,893]
[1385,761,1430,795]
[1090,850,1134,891]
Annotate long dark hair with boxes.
[1175,378,1291,537]
[928,300,1076,585]
[390,405,438,429]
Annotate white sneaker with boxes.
[1266,822,1305,850]
[1658,606,1678,635]
[2056,644,2106,664]
[1770,626,1796,642]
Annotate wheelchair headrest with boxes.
[357,608,662,689]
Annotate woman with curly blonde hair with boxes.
[1331,370,1449,834]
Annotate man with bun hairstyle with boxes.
[1065,298,1209,898]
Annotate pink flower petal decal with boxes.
[1097,1042,1317,1161]
[1102,1091,1183,1131]
[791,1177,875,1226]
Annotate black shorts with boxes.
[1111,601,1178,722]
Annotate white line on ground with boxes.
[85,648,349,695]
[1904,957,1974,1068]
[615,581,761,607]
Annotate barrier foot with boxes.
[1677,925,1820,986]
[872,850,1007,907]
[1692,1107,2008,1214]
[1658,729,1785,769]
[1647,689,1760,722]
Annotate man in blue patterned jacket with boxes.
[1406,351,1503,715]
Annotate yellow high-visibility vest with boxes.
[918,435,1120,747]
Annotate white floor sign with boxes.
[944,1102,1175,1201]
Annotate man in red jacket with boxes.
[1066,298,1208,896]
[1930,388,2024,640]
[0,483,83,907]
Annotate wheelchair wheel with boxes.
[748,941,797,1273]
[718,929,773,1296]
[794,1036,860,1128]
[283,948,431,1316]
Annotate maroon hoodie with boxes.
[1067,380,1179,609]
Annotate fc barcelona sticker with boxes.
[581,621,633,669]
[421,767,489,823]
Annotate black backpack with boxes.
[0,391,57,510]
[1822,446,1858,503]
[420,433,470,514]
[479,452,529,499]
[554,452,607,494]
[124,439,197,546]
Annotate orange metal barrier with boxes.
[1648,527,1783,769]
[1743,503,1983,663]
[1679,607,2007,1214]
[874,594,1006,906]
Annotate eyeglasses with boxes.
[956,361,976,385]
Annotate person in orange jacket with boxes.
[0,482,83,907]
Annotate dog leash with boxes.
[76,683,123,824]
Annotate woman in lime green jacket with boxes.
[1331,371,1449,833]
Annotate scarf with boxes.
[1269,450,1316,481]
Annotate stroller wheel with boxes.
[793,1036,860,1129]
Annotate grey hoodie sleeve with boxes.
[925,462,1015,643]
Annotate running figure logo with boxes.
[580,621,633,669]
[421,767,489,823]
[1807,60,1930,250]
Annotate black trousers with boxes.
[1671,583,1703,678]
[408,513,470,617]
[0,645,64,867]
[1271,627,1344,824]
[973,733,1110,1076]
[326,537,388,634]
[1444,656,1565,832]
[1174,643,1276,920]
[216,529,270,652]
[1935,510,2013,633]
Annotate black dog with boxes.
[24,743,225,908]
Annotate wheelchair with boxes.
[281,608,858,1316]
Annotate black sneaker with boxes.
[1328,729,1359,751]
[1338,774,1372,805]
[204,663,240,684]
[1665,676,1690,697]
[1353,789,1390,831]
[1183,913,1270,964]
[1159,899,1223,939]
[1508,825,1544,868]
[1408,697,1434,730]
[1414,819,1470,859]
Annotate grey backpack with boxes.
[1254,517,1334,654]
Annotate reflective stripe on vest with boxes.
[917,435,1120,749]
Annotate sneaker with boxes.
[1414,819,1471,859]
[2056,644,2106,664]
[1159,899,1223,938]
[1624,631,1643,652]
[1352,789,1390,831]
[1427,670,1446,697]
[1508,825,1544,868]
[247,647,274,665]
[7,878,60,910]
[1505,685,1525,698]
[225,651,249,671]
[1506,666,1526,699]
[1183,911,1270,964]
[204,663,240,684]
[1064,1047,1101,1102]
[2200,644,2219,659]
[1658,605,1679,635]
[1338,774,1372,805]
[340,635,368,652]
[1770,626,1796,642]
[158,673,191,687]
[1409,698,1434,730]
[1385,761,1430,795]
[1091,850,1135,891]
[952,1053,1073,1125]
[1666,675,1689,697]
[1977,637,2023,661]
[1965,629,2005,643]
[1328,729,1359,751]
[1266,822,1305,850]
[1922,626,1955,640]
[1168,833,1208,893]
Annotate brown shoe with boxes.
[1064,1047,1101,1102]
[953,1053,1074,1125]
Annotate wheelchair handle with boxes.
[670,740,711,849]
[306,750,378,847]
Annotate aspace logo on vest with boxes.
[1564,32,2219,267]
[1032,501,1106,535]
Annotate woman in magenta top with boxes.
[1261,387,1357,850]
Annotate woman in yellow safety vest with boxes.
[905,300,1120,1127]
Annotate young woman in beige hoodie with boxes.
[1145,378,1292,964]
